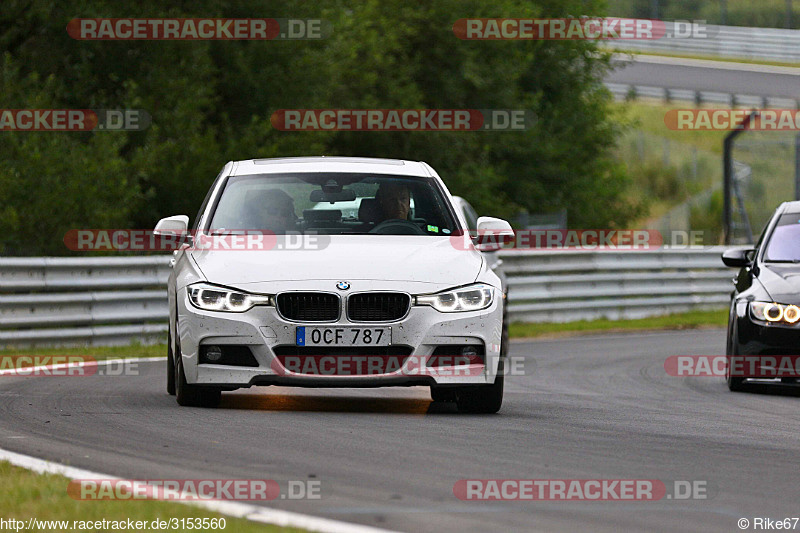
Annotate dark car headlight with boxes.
[188,283,273,312]
[414,283,495,312]
[750,301,800,324]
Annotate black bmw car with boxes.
[722,201,800,391]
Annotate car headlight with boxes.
[750,301,800,324]
[414,283,495,312]
[188,283,273,312]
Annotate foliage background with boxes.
[0,0,644,255]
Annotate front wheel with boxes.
[455,359,504,414]
[725,317,746,392]
[175,341,221,408]
[430,387,457,402]
[725,357,745,392]
[167,330,176,396]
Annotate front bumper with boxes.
[733,313,800,356]
[177,289,504,388]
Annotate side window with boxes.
[462,202,478,231]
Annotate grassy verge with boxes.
[0,343,166,361]
[612,99,795,241]
[0,461,305,533]
[607,49,800,69]
[509,308,728,339]
[0,310,729,360]
[613,100,729,154]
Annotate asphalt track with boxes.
[607,55,800,99]
[1,329,799,532]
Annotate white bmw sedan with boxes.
[157,156,513,413]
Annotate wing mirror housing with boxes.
[721,247,754,268]
[475,217,515,252]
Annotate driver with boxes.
[375,182,411,222]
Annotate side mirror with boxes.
[721,247,754,268]
[475,217,514,252]
[154,215,189,236]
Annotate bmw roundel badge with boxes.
[336,281,350,290]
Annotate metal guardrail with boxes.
[612,22,800,62]
[0,257,170,347]
[0,249,735,347]
[605,82,799,108]
[502,247,733,323]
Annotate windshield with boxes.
[763,213,800,262]
[208,173,459,236]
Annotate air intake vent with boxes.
[347,293,410,322]
[276,293,340,321]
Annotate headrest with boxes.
[358,198,381,223]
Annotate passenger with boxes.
[241,189,297,233]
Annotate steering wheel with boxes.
[368,219,427,235]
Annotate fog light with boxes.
[461,345,479,357]
[204,345,223,363]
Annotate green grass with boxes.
[0,309,728,360]
[0,342,166,360]
[0,310,730,362]
[607,49,800,69]
[509,308,728,339]
[614,100,729,155]
[612,99,797,241]
[0,461,305,533]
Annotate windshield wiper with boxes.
[765,259,800,263]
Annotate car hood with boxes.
[189,235,484,292]
[758,264,800,304]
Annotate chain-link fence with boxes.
[616,128,723,243]
[724,131,800,244]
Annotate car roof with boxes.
[781,201,800,214]
[231,156,433,177]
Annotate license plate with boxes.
[296,327,391,347]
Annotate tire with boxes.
[500,304,509,357]
[175,340,221,408]
[167,330,176,396]
[725,316,746,392]
[455,358,504,414]
[454,316,508,413]
[725,361,745,392]
[430,387,456,402]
